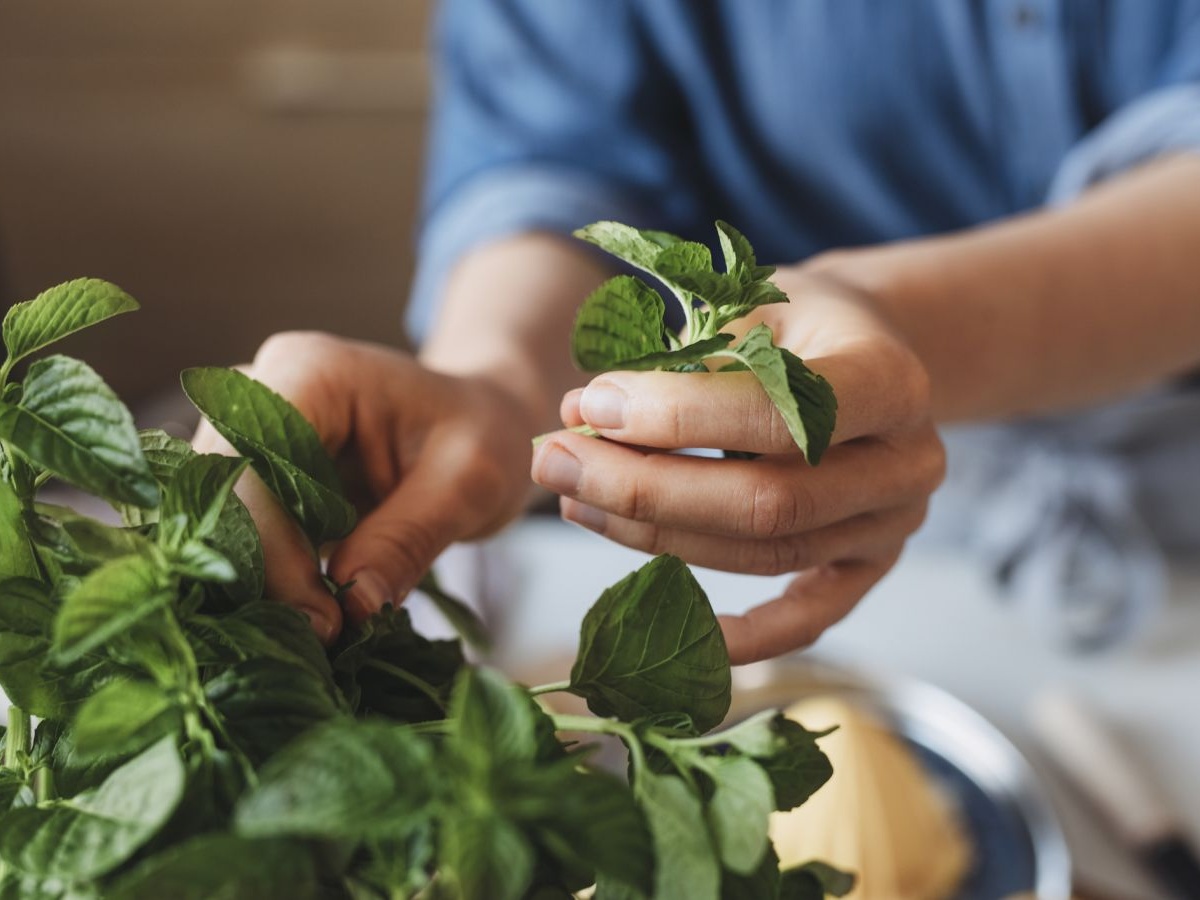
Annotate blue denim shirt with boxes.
[412,0,1200,650]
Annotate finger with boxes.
[560,388,585,428]
[327,440,506,623]
[532,429,942,539]
[718,554,898,664]
[572,344,927,453]
[235,468,343,644]
[560,496,925,576]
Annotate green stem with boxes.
[0,357,13,391]
[32,767,54,803]
[362,659,446,712]
[550,714,647,776]
[527,680,571,697]
[3,707,29,770]
[31,470,52,490]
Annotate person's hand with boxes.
[532,269,945,664]
[192,332,537,642]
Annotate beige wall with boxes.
[0,1,433,407]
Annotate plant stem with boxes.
[32,470,52,490]
[527,680,571,697]
[32,767,54,803]
[3,707,29,770]
[362,659,446,712]
[550,713,647,776]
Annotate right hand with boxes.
[192,331,538,643]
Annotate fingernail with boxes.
[297,606,337,644]
[581,382,626,429]
[534,443,582,494]
[564,501,606,533]
[346,568,393,616]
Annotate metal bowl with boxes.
[730,657,1072,900]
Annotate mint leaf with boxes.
[637,771,720,900]
[572,276,667,372]
[0,356,158,507]
[717,325,836,463]
[2,279,138,366]
[569,554,731,733]
[71,679,180,763]
[758,718,834,811]
[440,812,533,900]
[0,579,111,720]
[606,334,734,373]
[52,555,175,665]
[784,862,855,898]
[181,367,355,545]
[203,658,341,767]
[0,482,38,582]
[121,433,263,605]
[0,737,184,880]
[158,453,248,548]
[704,756,775,875]
[416,569,491,652]
[573,221,683,273]
[107,834,317,900]
[235,720,434,841]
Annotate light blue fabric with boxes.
[412,0,1200,650]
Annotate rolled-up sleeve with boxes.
[1048,9,1200,202]
[408,0,695,340]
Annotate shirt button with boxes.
[1013,3,1042,29]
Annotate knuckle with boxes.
[746,479,809,538]
[623,473,658,523]
[756,537,810,576]
[253,330,333,368]
[366,518,441,581]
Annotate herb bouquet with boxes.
[0,222,847,899]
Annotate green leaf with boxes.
[185,602,342,708]
[71,679,180,763]
[704,756,775,875]
[52,555,175,665]
[166,540,236,583]
[573,221,683,273]
[0,737,184,880]
[569,554,731,733]
[715,221,758,279]
[204,658,341,766]
[449,666,539,764]
[718,326,837,464]
[758,718,834,812]
[416,569,491,652]
[180,367,355,545]
[2,279,138,365]
[0,580,113,720]
[158,453,248,548]
[331,605,464,722]
[27,505,151,580]
[440,811,533,900]
[783,862,855,898]
[571,276,667,372]
[121,433,264,605]
[637,772,720,900]
[721,844,782,900]
[107,834,318,900]
[0,357,158,507]
[235,720,434,841]
[607,334,733,373]
[523,762,655,896]
[0,482,38,582]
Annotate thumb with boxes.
[327,456,468,623]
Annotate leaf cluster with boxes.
[571,222,837,462]
[0,272,849,898]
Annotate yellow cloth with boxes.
[770,697,972,900]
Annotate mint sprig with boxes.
[571,220,837,462]
[0,276,852,898]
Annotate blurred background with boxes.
[0,0,431,413]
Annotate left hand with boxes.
[531,268,945,664]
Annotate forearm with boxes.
[813,154,1200,422]
[418,232,612,432]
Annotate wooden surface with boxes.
[0,1,432,407]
